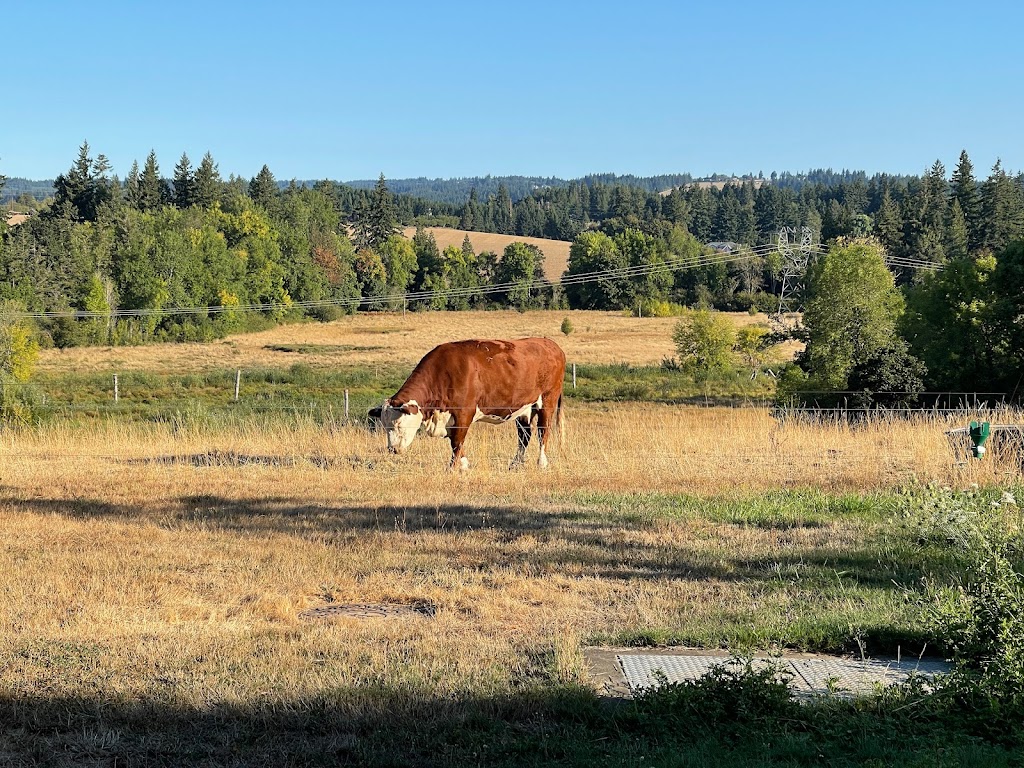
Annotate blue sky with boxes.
[3,1,1022,182]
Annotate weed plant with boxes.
[900,484,1024,730]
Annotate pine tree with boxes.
[138,150,168,212]
[124,161,142,210]
[873,188,903,257]
[248,165,278,210]
[172,153,194,208]
[459,188,478,230]
[493,184,513,234]
[51,142,94,220]
[980,160,1024,252]
[950,150,982,252]
[50,142,115,221]
[193,152,222,209]
[367,174,398,249]
[946,198,969,261]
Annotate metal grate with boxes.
[617,654,948,698]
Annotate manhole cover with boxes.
[299,602,435,620]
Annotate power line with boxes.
[0,239,944,321]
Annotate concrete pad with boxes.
[583,647,950,701]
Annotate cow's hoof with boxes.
[458,457,470,472]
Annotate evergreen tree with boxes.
[124,161,142,210]
[51,142,114,221]
[873,188,903,257]
[193,152,222,208]
[172,153,194,208]
[248,165,278,211]
[493,183,513,234]
[411,225,441,293]
[51,142,94,220]
[138,150,169,212]
[367,174,398,249]
[687,190,715,241]
[950,150,982,252]
[980,160,1024,253]
[946,198,969,261]
[459,188,479,230]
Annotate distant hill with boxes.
[402,227,571,283]
[1,178,54,203]
[347,173,699,204]
[2,168,919,206]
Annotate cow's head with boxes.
[368,399,423,454]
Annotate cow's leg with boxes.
[535,407,552,469]
[510,415,532,468]
[447,418,471,471]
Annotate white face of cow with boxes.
[377,400,423,455]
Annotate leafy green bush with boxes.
[560,317,574,336]
[635,656,798,732]
[903,485,1024,720]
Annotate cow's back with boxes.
[398,338,564,411]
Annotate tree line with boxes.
[2,143,1024,400]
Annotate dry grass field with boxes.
[4,310,1021,764]
[402,226,572,282]
[35,309,796,375]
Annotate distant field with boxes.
[36,309,796,375]
[402,226,572,283]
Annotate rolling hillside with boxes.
[402,227,571,283]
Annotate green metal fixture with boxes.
[969,420,991,458]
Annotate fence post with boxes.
[235,369,241,401]
[344,389,350,423]
[572,363,577,390]
[113,374,119,403]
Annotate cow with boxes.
[368,337,566,470]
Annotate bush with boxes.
[671,309,736,384]
[560,317,574,336]
[904,485,1024,721]
[636,656,798,732]
[632,299,687,318]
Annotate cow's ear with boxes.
[367,406,383,420]
[400,402,420,416]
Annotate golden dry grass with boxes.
[402,226,572,282]
[35,309,796,375]
[1,405,1014,695]
[5,315,1018,756]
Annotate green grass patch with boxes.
[567,362,776,404]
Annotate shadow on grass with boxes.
[3,490,951,593]
[2,684,1021,768]
[0,687,604,767]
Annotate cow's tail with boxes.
[556,392,565,443]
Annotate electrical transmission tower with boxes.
[771,226,815,330]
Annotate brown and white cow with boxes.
[368,337,565,470]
